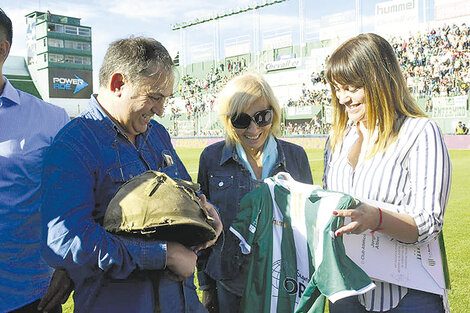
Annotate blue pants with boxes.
[329,288,444,313]
[216,281,241,313]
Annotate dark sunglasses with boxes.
[231,107,273,129]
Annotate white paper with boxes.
[344,232,446,295]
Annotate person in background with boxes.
[41,36,221,313]
[323,33,451,313]
[0,8,72,313]
[463,123,469,134]
[455,121,465,134]
[196,72,313,313]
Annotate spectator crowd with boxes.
[164,23,470,136]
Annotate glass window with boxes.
[55,24,64,33]
[63,55,91,65]
[78,27,91,37]
[48,23,64,33]
[80,42,91,51]
[64,55,74,63]
[64,40,73,49]
[49,53,64,63]
[64,40,91,51]
[77,56,91,65]
[48,38,64,48]
[65,25,78,35]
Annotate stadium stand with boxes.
[159,23,470,137]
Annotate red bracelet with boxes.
[371,207,383,233]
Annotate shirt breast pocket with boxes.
[208,173,237,226]
[209,174,234,191]
[107,161,143,183]
[98,162,145,222]
[157,150,179,178]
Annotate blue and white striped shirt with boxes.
[323,116,452,311]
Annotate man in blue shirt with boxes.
[0,9,72,313]
[41,36,221,313]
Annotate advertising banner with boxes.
[375,0,419,35]
[225,42,250,58]
[432,96,468,118]
[264,58,301,72]
[262,34,292,51]
[434,0,470,20]
[49,68,93,99]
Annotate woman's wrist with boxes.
[370,206,383,234]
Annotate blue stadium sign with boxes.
[49,68,93,99]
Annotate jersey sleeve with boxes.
[229,183,271,255]
[310,190,375,302]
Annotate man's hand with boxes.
[166,241,197,281]
[38,269,74,312]
[194,194,223,253]
[202,287,219,313]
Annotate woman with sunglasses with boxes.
[323,33,451,313]
[196,73,313,313]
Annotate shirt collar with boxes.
[0,76,21,107]
[220,141,236,165]
[220,135,286,168]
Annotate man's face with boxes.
[0,38,11,68]
[115,71,174,138]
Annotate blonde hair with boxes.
[325,33,426,157]
[218,73,281,145]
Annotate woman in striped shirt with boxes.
[323,33,452,312]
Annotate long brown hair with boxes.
[325,33,426,156]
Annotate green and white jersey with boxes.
[229,172,375,313]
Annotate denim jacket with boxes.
[196,138,313,291]
[41,96,206,313]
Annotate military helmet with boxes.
[104,171,216,246]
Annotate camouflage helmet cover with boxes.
[104,171,216,246]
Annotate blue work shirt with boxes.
[196,138,313,294]
[0,77,69,312]
[41,95,206,313]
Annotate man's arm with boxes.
[41,138,168,283]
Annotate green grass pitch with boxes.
[62,148,470,312]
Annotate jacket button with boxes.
[218,181,224,187]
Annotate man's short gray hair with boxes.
[99,36,174,88]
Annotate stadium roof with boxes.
[4,55,30,76]
[4,55,42,99]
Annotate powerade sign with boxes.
[53,76,87,93]
[49,68,92,99]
